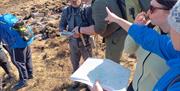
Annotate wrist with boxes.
[78,26,81,33]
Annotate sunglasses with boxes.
[149,5,169,14]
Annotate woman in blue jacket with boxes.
[91,0,180,91]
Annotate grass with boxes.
[0,0,136,90]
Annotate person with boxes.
[123,1,169,91]
[73,0,150,63]
[123,1,169,90]
[92,0,180,91]
[124,35,169,91]
[0,14,34,90]
[0,43,13,82]
[59,0,94,88]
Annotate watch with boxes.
[78,26,81,33]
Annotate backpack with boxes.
[91,0,127,20]
[116,0,127,20]
[0,14,34,41]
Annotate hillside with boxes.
[0,0,136,91]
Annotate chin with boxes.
[173,42,180,51]
[174,46,180,51]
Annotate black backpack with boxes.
[92,0,127,20]
[116,0,127,20]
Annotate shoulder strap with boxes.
[66,6,73,18]
[91,0,96,5]
[80,5,90,26]
[116,0,127,20]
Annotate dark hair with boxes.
[156,0,177,10]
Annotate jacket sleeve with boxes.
[128,24,180,60]
[168,82,180,91]
[59,7,68,32]
[92,0,107,35]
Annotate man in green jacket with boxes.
[73,0,127,63]
[73,0,150,63]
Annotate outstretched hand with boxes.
[105,7,119,24]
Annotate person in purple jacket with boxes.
[91,0,180,91]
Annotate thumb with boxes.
[92,81,103,91]
[106,7,111,16]
[105,16,108,21]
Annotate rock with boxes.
[31,12,45,18]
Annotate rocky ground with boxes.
[0,0,136,91]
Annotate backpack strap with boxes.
[116,0,127,20]
[80,5,90,26]
[66,6,72,20]
[91,0,96,5]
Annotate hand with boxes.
[60,30,73,38]
[72,26,80,38]
[105,7,119,24]
[134,12,148,25]
[91,81,104,91]
[72,26,80,34]
[72,33,80,38]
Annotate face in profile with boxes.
[82,0,92,4]
[147,0,170,33]
[69,0,81,7]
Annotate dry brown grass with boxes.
[0,0,136,91]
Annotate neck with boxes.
[159,23,171,34]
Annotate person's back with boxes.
[124,35,169,91]
[92,0,127,63]
[91,0,150,63]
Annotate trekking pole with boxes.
[94,35,98,57]
[0,77,2,91]
[80,34,91,57]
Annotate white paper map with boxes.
[70,58,130,91]
[59,31,74,37]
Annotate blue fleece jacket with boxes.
[128,24,180,91]
[0,14,34,48]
